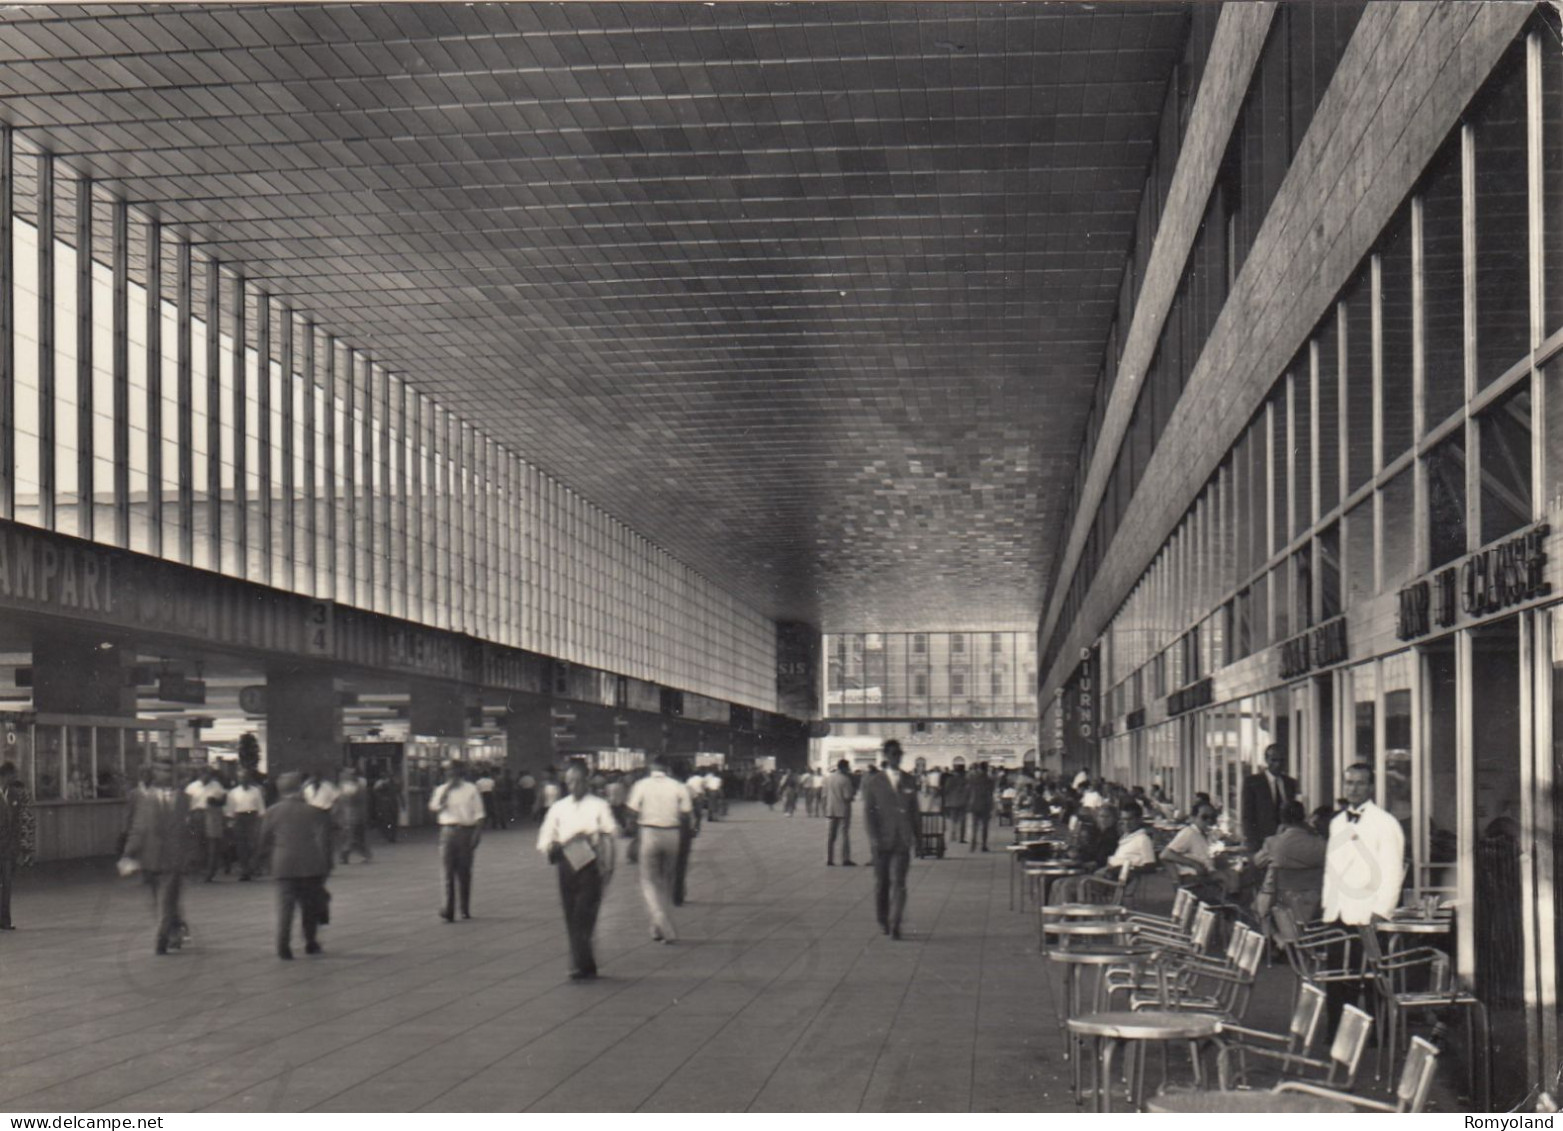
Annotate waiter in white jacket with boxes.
[1321,762,1404,1021]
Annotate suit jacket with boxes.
[862,768,919,853]
[823,770,856,819]
[1240,769,1299,851]
[967,771,995,815]
[259,797,334,879]
[124,788,192,872]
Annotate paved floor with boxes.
[0,803,1467,1113]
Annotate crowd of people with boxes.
[0,741,1406,1002]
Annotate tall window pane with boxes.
[1292,360,1312,539]
[1478,385,1533,544]
[1427,432,1468,568]
[1381,468,1415,591]
[1379,207,1415,459]
[1317,322,1341,515]
[1471,41,1531,386]
[1342,266,1374,492]
[1423,137,1465,427]
[1345,498,1374,607]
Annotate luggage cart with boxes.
[917,811,946,859]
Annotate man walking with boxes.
[824,758,858,866]
[861,740,919,939]
[121,760,192,955]
[259,772,333,959]
[1241,743,1299,852]
[967,762,995,852]
[184,764,227,881]
[223,766,267,880]
[538,761,618,980]
[333,767,372,864]
[942,764,970,844]
[674,769,701,906]
[0,762,32,931]
[429,761,485,921]
[626,755,691,943]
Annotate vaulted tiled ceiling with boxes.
[0,2,1189,631]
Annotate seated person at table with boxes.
[1072,804,1120,869]
[1254,799,1326,930]
[1160,802,1241,904]
[1056,800,1157,904]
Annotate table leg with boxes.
[1099,1038,1119,1113]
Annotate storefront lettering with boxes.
[0,530,115,614]
[1166,676,1213,718]
[1313,616,1348,667]
[1279,633,1313,678]
[1396,581,1431,641]
[1462,524,1550,616]
[1434,567,1459,628]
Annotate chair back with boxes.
[1326,1005,1374,1088]
[1395,1037,1440,1112]
[1355,924,1394,994]
[1222,929,1268,1019]
[1289,983,1327,1054]
[1169,886,1196,930]
[1189,904,1217,952]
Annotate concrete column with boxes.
[408,680,468,738]
[265,663,343,777]
[501,691,552,774]
[32,633,137,716]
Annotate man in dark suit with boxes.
[861,739,919,939]
[122,760,193,955]
[1241,743,1299,852]
[0,761,32,930]
[258,772,334,959]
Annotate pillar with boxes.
[408,680,469,739]
[501,690,552,774]
[32,632,137,716]
[265,663,343,777]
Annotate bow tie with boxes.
[1345,808,1363,823]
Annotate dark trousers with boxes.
[557,859,603,976]
[231,813,260,878]
[277,876,326,952]
[377,804,399,842]
[143,869,184,948]
[872,845,911,933]
[0,854,14,927]
[827,814,853,863]
[674,823,693,905]
[440,825,478,917]
[482,794,501,829]
[968,811,990,850]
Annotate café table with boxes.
[1042,916,1133,955]
[1146,1090,1355,1113]
[1068,1009,1223,1112]
[1048,946,1160,1099]
[1376,914,1453,956]
[1023,861,1087,911]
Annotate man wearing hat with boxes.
[258,772,334,959]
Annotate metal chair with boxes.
[1214,982,1327,1088]
[1271,905,1365,1009]
[1221,1003,1376,1093]
[1102,904,1218,1004]
[1274,1035,1440,1112]
[1357,924,1490,1109]
[1130,925,1266,1021]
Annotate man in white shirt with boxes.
[223,766,267,880]
[674,771,703,906]
[538,760,617,980]
[703,770,724,820]
[1321,762,1404,925]
[184,766,227,882]
[429,761,485,922]
[1058,800,1158,903]
[626,756,692,942]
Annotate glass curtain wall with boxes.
[0,131,778,711]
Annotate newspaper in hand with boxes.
[561,836,597,872]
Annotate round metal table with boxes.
[1146,1090,1355,1113]
[1067,1010,1222,1111]
[1047,948,1159,1100]
[1023,862,1087,910]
